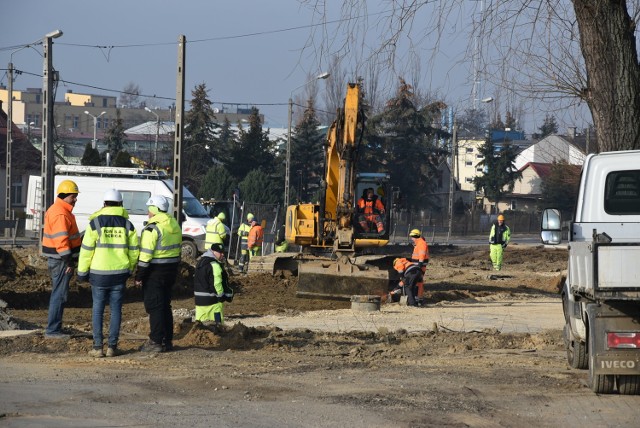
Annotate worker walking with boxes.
[135,195,182,353]
[42,180,82,339]
[389,257,423,307]
[489,214,511,271]
[409,229,429,301]
[357,188,386,234]
[237,213,254,272]
[205,212,227,250]
[247,217,264,258]
[77,189,139,358]
[194,243,234,324]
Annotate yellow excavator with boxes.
[251,82,394,299]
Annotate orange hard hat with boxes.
[497,214,505,221]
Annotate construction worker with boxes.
[489,214,511,271]
[42,180,82,339]
[274,224,288,253]
[247,217,264,258]
[77,189,139,358]
[409,229,429,300]
[357,188,385,234]
[389,257,423,307]
[194,243,234,324]
[237,213,254,271]
[205,212,227,250]
[135,195,182,353]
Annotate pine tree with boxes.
[102,109,127,164]
[198,165,238,200]
[81,143,101,166]
[228,107,274,180]
[290,97,324,203]
[183,83,218,195]
[538,114,559,139]
[541,160,581,216]
[239,169,280,204]
[113,150,133,167]
[363,78,448,210]
[215,117,237,165]
[473,139,522,211]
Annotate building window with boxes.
[465,161,473,166]
[35,94,41,104]
[73,116,79,128]
[466,148,473,153]
[510,200,517,210]
[476,167,483,172]
[102,98,108,107]
[476,154,484,159]
[11,181,23,206]
[103,118,109,129]
[465,177,474,183]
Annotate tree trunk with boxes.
[573,0,640,151]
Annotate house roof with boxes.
[519,162,553,178]
[0,102,42,170]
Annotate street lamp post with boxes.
[285,71,330,208]
[144,107,160,168]
[84,110,106,149]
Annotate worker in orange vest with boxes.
[409,229,429,301]
[389,257,423,307]
[357,188,385,234]
[247,218,264,259]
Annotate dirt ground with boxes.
[1,243,639,427]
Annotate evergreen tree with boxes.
[113,150,133,167]
[473,140,522,211]
[81,143,101,166]
[537,114,559,139]
[215,117,237,165]
[228,107,274,180]
[290,97,324,203]
[183,83,217,195]
[504,110,516,129]
[103,109,127,164]
[198,165,238,200]
[239,169,280,204]
[362,78,448,210]
[541,160,581,216]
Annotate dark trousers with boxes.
[142,264,178,345]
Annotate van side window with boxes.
[121,191,152,215]
[604,170,640,215]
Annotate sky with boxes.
[1,0,589,133]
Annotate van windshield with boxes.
[183,197,209,217]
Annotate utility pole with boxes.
[447,124,458,243]
[172,35,186,223]
[5,62,14,223]
[41,30,63,243]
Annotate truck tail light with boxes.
[607,332,640,349]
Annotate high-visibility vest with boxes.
[138,212,182,267]
[357,197,385,216]
[238,222,252,250]
[42,197,82,261]
[248,224,264,249]
[77,206,139,277]
[205,217,227,248]
[411,237,429,262]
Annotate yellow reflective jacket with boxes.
[77,206,139,278]
[137,212,182,268]
[237,222,251,249]
[205,217,227,248]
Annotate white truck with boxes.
[541,150,640,394]
[25,165,211,258]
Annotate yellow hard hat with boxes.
[217,212,226,221]
[57,180,79,194]
[409,229,421,238]
[497,214,505,221]
[247,213,255,221]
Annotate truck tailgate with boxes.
[598,245,640,289]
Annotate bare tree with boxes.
[119,82,142,108]
[302,1,640,151]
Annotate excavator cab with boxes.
[353,173,392,243]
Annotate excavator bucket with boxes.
[296,255,394,300]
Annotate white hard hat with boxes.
[146,195,169,212]
[104,188,123,202]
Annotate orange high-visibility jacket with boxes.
[411,237,429,263]
[357,197,385,216]
[42,197,82,262]
[248,224,264,248]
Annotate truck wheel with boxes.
[568,340,588,370]
[617,375,640,395]
[181,240,198,259]
[588,334,615,394]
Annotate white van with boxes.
[25,165,210,258]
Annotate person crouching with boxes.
[194,243,234,324]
